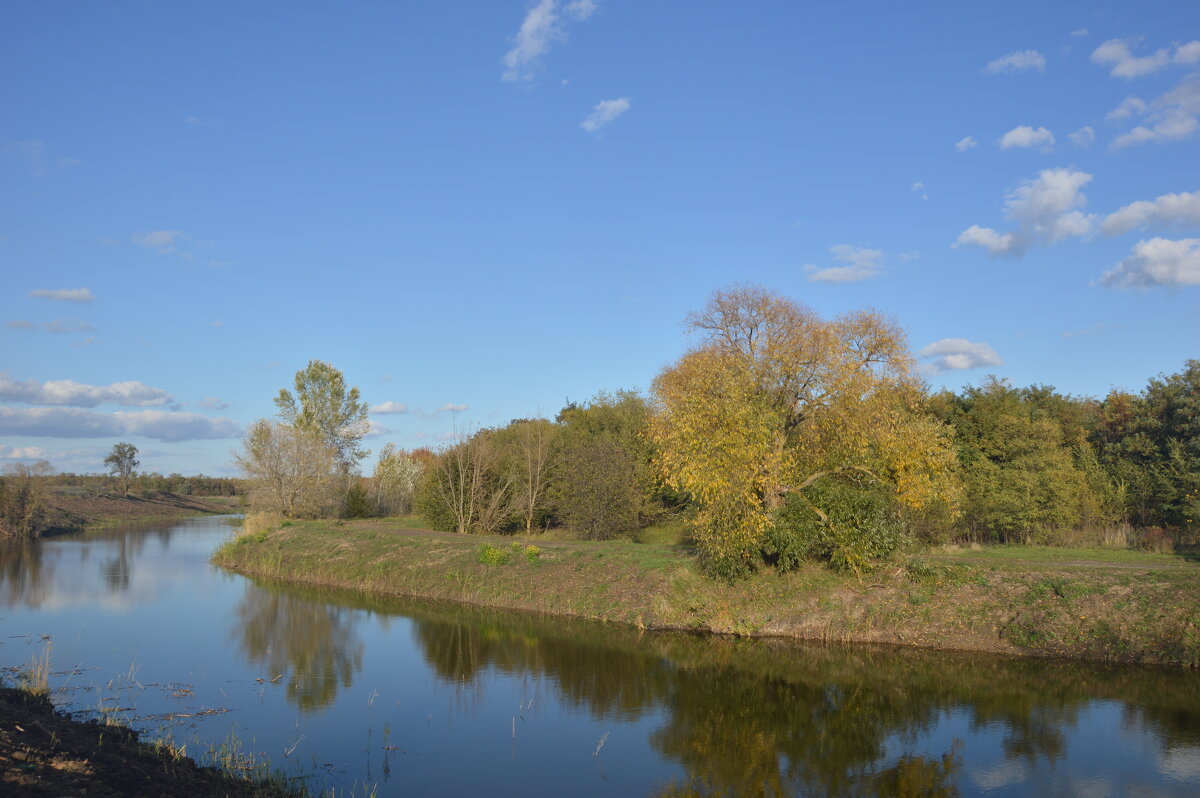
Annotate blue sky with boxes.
[2,0,1198,476]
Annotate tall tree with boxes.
[234,420,338,518]
[370,443,424,516]
[934,379,1093,543]
[494,418,558,534]
[418,426,514,535]
[104,442,139,497]
[274,360,369,472]
[651,285,959,575]
[552,390,677,533]
[1093,361,1200,530]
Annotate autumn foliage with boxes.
[651,286,960,576]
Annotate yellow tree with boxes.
[651,285,958,575]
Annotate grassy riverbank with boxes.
[212,518,1200,668]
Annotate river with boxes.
[1,516,1198,796]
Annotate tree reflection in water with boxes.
[233,580,1200,796]
[0,524,176,607]
[234,582,364,713]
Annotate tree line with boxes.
[236,287,1198,578]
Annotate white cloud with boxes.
[370,401,409,415]
[955,136,978,152]
[0,372,173,407]
[998,125,1055,151]
[198,397,229,410]
[502,0,560,82]
[0,445,49,460]
[411,431,457,443]
[805,244,885,283]
[1107,96,1147,121]
[581,97,631,132]
[1100,237,1200,289]
[439,403,469,413]
[920,339,1004,373]
[1111,74,1200,149]
[984,50,1046,74]
[365,419,392,439]
[955,226,1019,255]
[1101,190,1200,235]
[1092,39,1169,78]
[132,230,187,254]
[502,0,596,82]
[29,287,94,303]
[1091,38,1200,78]
[1178,41,1200,65]
[7,320,36,330]
[955,168,1095,256]
[565,0,597,20]
[911,181,925,191]
[1068,126,1095,147]
[42,319,94,334]
[1071,28,1089,38]
[0,407,240,441]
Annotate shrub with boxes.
[523,544,541,562]
[341,482,371,518]
[764,479,909,574]
[551,439,641,540]
[478,544,511,565]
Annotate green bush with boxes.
[478,544,511,565]
[341,483,371,518]
[413,469,458,532]
[764,479,909,574]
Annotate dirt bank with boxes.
[36,492,238,535]
[0,687,294,797]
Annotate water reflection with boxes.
[238,579,1200,796]
[8,521,1198,796]
[0,523,180,609]
[234,583,364,713]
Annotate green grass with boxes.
[212,519,1200,668]
[633,520,689,546]
[929,544,1191,568]
[372,513,430,530]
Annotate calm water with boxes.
[2,517,1199,797]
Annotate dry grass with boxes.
[240,512,285,537]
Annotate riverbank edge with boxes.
[0,686,299,797]
[211,520,1200,669]
[30,494,239,539]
